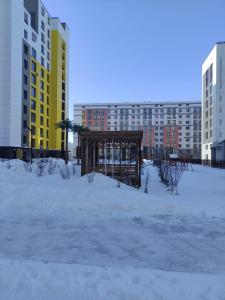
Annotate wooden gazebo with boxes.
[78,131,143,188]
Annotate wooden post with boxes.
[85,138,89,174]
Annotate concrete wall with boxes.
[0,0,23,147]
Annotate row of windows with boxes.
[23,136,50,149]
[24,126,50,139]
[106,114,197,120]
[24,41,50,71]
[205,131,212,139]
[30,113,50,126]
[96,108,200,114]
[82,104,199,109]
[24,59,51,77]
[23,90,50,105]
[28,102,49,115]
[24,74,47,90]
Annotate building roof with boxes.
[74,100,201,107]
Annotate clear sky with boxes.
[44,0,225,119]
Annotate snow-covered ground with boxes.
[0,159,225,300]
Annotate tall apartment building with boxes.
[74,101,202,159]
[0,0,69,159]
[202,42,225,161]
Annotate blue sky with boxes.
[44,0,225,118]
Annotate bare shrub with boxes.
[5,161,11,169]
[24,162,32,173]
[59,165,70,179]
[87,172,95,183]
[36,159,47,177]
[72,162,76,175]
[47,159,57,175]
[155,161,185,195]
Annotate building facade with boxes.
[74,101,202,159]
[202,42,225,161]
[0,0,69,159]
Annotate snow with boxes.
[0,159,225,299]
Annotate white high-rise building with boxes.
[74,101,202,159]
[0,0,69,159]
[202,42,225,161]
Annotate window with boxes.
[210,63,213,83]
[40,81,44,90]
[41,33,45,43]
[41,45,45,55]
[24,75,28,85]
[24,30,28,40]
[31,113,36,123]
[47,40,50,50]
[40,105,44,114]
[41,57,44,66]
[24,90,28,100]
[31,74,36,85]
[32,61,36,72]
[23,105,27,114]
[40,92,44,101]
[24,44,28,55]
[40,128,44,137]
[32,48,37,59]
[47,63,50,71]
[31,100,36,110]
[32,32,37,43]
[41,69,44,78]
[40,116,44,125]
[24,59,28,70]
[41,21,45,31]
[23,120,27,129]
[24,12,28,24]
[47,29,50,38]
[41,6,45,16]
[47,52,50,60]
[31,87,36,97]
[31,126,36,135]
